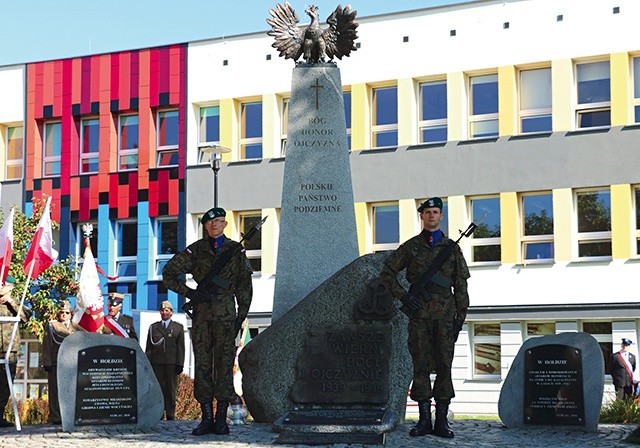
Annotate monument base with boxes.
[273,407,397,446]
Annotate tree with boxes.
[1,197,79,339]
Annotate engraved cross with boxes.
[310,78,323,110]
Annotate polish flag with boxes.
[72,242,104,332]
[0,208,14,284]
[23,197,58,279]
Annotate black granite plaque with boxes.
[290,324,390,404]
[524,344,584,425]
[75,345,137,425]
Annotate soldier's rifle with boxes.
[398,222,477,321]
[181,216,268,318]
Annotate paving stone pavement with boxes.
[0,419,636,448]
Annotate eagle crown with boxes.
[267,2,359,64]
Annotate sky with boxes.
[0,0,464,66]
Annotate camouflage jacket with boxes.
[162,235,253,322]
[380,229,470,321]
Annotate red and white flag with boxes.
[0,208,14,284]
[23,197,58,279]
[72,242,104,332]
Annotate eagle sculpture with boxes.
[267,3,359,64]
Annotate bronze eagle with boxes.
[266,3,359,64]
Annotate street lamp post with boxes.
[200,144,231,207]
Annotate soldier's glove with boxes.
[399,293,422,319]
[185,287,207,303]
[175,365,183,375]
[234,316,245,338]
[453,317,465,342]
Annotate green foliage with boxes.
[1,196,79,340]
[3,398,49,426]
[600,397,640,424]
[175,373,201,420]
[524,209,553,235]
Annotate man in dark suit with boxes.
[145,301,185,420]
[105,293,138,340]
[611,338,637,400]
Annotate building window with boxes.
[240,101,263,160]
[371,86,398,148]
[521,192,554,263]
[280,98,289,157]
[576,60,611,129]
[43,122,61,177]
[372,203,399,252]
[115,221,137,279]
[239,213,262,273]
[14,338,47,400]
[633,57,640,123]
[118,114,138,171]
[80,118,100,174]
[635,187,640,255]
[469,74,498,139]
[343,91,351,149]
[5,125,23,180]
[419,80,447,143]
[526,322,555,339]
[154,218,178,277]
[198,106,219,164]
[472,323,501,377]
[157,109,179,166]
[582,321,612,375]
[519,68,552,133]
[470,196,501,263]
[576,189,611,259]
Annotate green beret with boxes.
[201,207,226,224]
[417,197,443,212]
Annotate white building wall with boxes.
[0,65,24,123]
[182,0,640,415]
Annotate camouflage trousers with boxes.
[191,317,236,404]
[408,318,455,402]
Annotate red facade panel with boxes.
[25,45,186,223]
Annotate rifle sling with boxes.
[412,241,455,293]
[198,244,237,291]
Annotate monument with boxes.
[498,332,604,433]
[270,2,360,321]
[57,332,164,432]
[240,5,412,444]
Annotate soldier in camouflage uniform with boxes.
[163,207,252,436]
[0,276,30,427]
[380,197,470,439]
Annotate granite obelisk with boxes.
[272,62,358,321]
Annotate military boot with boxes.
[192,402,215,436]
[214,401,230,435]
[433,400,454,438]
[409,400,432,436]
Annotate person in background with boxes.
[103,293,138,340]
[611,338,637,400]
[0,276,30,428]
[145,300,185,420]
[42,300,82,424]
